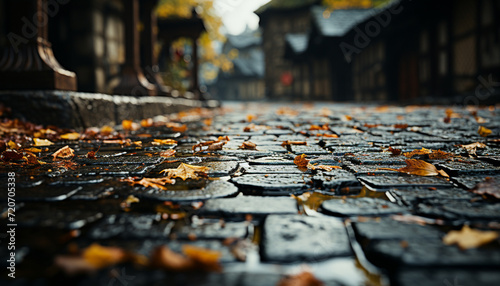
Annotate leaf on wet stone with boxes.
[166,122,188,133]
[152,139,178,145]
[150,245,222,272]
[60,132,81,140]
[282,140,307,148]
[160,163,210,180]
[1,149,24,162]
[192,136,229,152]
[277,270,324,286]
[459,142,487,155]
[52,146,75,159]
[294,154,309,168]
[395,159,449,177]
[239,141,257,150]
[443,225,499,250]
[141,118,154,127]
[387,146,402,156]
[159,149,176,158]
[478,126,492,137]
[122,119,140,131]
[403,148,432,158]
[33,138,54,147]
[308,164,342,172]
[56,243,145,275]
[121,177,175,190]
[428,150,453,160]
[470,177,500,199]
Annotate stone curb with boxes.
[0,91,207,129]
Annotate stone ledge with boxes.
[0,90,206,129]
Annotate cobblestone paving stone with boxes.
[1,103,500,285]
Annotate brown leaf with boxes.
[52,146,75,159]
[478,126,492,137]
[396,159,449,177]
[428,150,453,160]
[192,137,229,152]
[277,271,324,286]
[282,140,307,147]
[403,148,432,158]
[470,177,500,199]
[443,225,499,250]
[294,154,309,168]
[160,163,210,180]
[121,177,175,190]
[239,141,257,150]
[387,146,402,156]
[393,123,408,129]
[159,149,176,158]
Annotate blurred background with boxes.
[0,0,499,104]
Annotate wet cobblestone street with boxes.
[1,102,500,286]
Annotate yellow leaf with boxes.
[60,132,81,140]
[153,139,178,145]
[160,163,210,180]
[33,138,54,147]
[443,225,499,250]
[478,126,492,137]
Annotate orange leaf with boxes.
[397,159,449,177]
[141,118,154,127]
[82,244,128,268]
[166,122,187,133]
[160,163,210,180]
[294,154,309,168]
[403,148,431,158]
[52,146,75,159]
[443,225,499,250]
